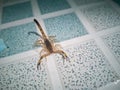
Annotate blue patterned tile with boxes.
[0,55,53,90]
[102,31,120,59]
[0,39,7,52]
[2,1,33,23]
[44,13,88,42]
[0,22,38,58]
[74,0,104,6]
[81,3,120,31]
[55,40,119,89]
[37,0,71,14]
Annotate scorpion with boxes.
[28,19,69,69]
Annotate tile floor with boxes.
[0,0,120,90]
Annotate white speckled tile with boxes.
[80,2,120,31]
[54,40,120,90]
[102,31,120,61]
[0,55,53,90]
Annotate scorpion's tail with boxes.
[34,19,47,38]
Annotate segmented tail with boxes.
[34,19,47,38]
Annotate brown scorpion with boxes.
[28,19,69,69]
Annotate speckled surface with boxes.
[102,31,120,59]
[0,0,120,90]
[44,13,88,42]
[0,22,38,58]
[0,55,53,90]
[74,0,104,6]
[81,3,120,31]
[37,0,71,14]
[2,1,33,23]
[55,40,120,89]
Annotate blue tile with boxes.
[2,1,33,23]
[44,13,88,42]
[0,23,38,58]
[37,0,71,14]
[0,39,7,52]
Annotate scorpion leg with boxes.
[37,56,44,70]
[37,53,50,70]
[40,49,48,60]
[54,50,69,64]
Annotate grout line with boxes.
[31,0,41,17]
[46,56,63,90]
[3,0,29,7]
[29,0,48,48]
[75,10,96,34]
[30,0,43,35]
[95,26,120,36]
[41,8,74,19]
[0,48,40,64]
[0,17,34,30]
[95,37,120,76]
[66,0,77,9]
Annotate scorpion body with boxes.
[29,19,68,69]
